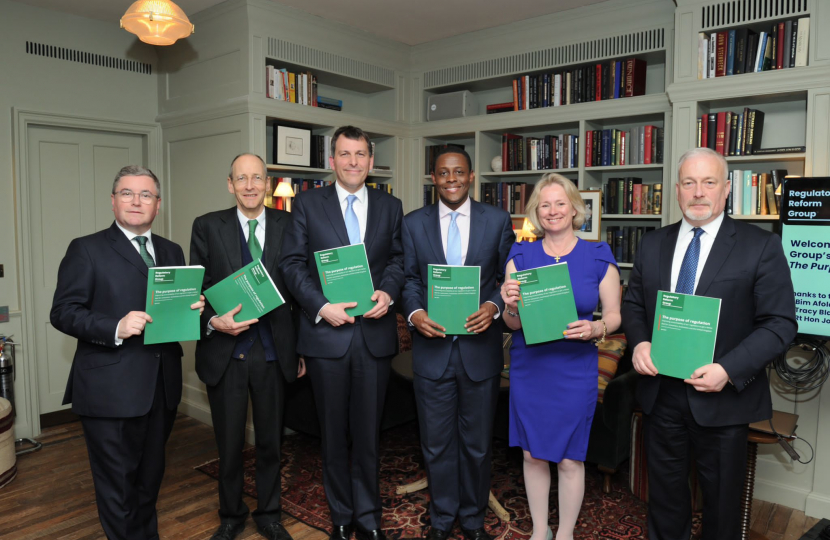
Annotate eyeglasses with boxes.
[113,189,159,204]
[233,174,266,186]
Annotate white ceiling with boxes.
[11,0,612,46]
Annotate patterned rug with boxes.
[196,422,649,540]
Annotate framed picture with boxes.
[275,126,311,167]
[575,190,602,242]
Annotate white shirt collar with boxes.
[335,182,367,205]
[115,220,151,242]
[679,211,725,239]
[237,207,265,229]
[438,196,471,219]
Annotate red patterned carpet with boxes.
[196,422,649,540]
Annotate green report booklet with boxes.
[651,291,721,379]
[314,243,375,316]
[427,265,481,335]
[511,262,578,345]
[144,266,205,345]
[204,259,285,322]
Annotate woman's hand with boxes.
[501,279,522,311]
[563,319,596,341]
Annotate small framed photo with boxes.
[575,190,601,242]
[275,126,311,167]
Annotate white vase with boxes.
[491,155,503,172]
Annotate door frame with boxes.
[12,108,162,438]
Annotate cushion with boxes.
[597,333,627,403]
[396,313,412,353]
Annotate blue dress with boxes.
[507,239,618,462]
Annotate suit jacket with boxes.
[51,222,185,418]
[401,200,515,382]
[278,184,405,359]
[190,207,298,387]
[621,215,797,427]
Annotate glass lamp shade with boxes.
[274,182,295,198]
[120,0,194,46]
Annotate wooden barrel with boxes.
[0,397,16,488]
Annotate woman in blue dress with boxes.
[500,174,621,540]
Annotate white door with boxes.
[27,125,145,414]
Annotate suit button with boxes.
[155,353,160,358]
[240,354,245,359]
[250,337,254,342]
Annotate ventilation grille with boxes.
[267,38,394,88]
[700,0,809,31]
[424,28,665,89]
[25,41,152,74]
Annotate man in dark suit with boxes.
[401,147,514,540]
[622,147,797,540]
[51,165,204,540]
[190,153,301,540]
[279,126,404,540]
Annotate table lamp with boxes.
[274,179,295,212]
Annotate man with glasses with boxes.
[190,153,301,540]
[51,165,205,540]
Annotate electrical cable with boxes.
[772,337,830,392]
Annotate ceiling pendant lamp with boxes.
[120,0,194,46]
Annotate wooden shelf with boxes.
[730,214,780,221]
[725,153,806,163]
[368,170,394,178]
[618,262,634,268]
[267,164,331,174]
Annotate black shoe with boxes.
[354,525,387,540]
[461,528,492,540]
[258,521,293,540]
[426,527,451,540]
[211,522,245,540]
[330,524,354,540]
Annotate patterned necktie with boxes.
[134,236,155,268]
[345,194,361,245]
[675,227,704,295]
[447,211,462,266]
[248,219,263,260]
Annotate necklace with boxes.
[545,236,577,263]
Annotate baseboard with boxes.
[753,478,810,511]
[179,383,256,445]
[805,492,830,520]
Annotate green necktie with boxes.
[248,219,263,260]
[134,236,155,268]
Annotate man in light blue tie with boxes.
[279,126,405,540]
[622,147,796,540]
[401,146,515,540]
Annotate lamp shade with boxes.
[274,181,295,198]
[121,0,194,46]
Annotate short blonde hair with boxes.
[525,173,586,235]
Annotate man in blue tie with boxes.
[401,146,514,540]
[279,126,405,540]
[622,147,797,540]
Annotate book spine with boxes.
[633,183,642,215]
[729,112,739,156]
[732,169,742,215]
[751,146,806,155]
[709,32,717,76]
[795,18,809,66]
[652,184,662,215]
[512,79,519,111]
[643,126,653,164]
[726,30,736,76]
[585,130,593,168]
[707,113,717,150]
[620,131,627,166]
[715,112,726,155]
[777,22,785,70]
[699,33,708,78]
[716,31,727,76]
[789,20,798,68]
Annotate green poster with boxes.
[427,265,481,335]
[204,259,285,322]
[511,262,578,345]
[144,266,205,345]
[314,244,376,316]
[782,224,830,337]
[651,291,721,379]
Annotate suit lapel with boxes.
[106,222,148,277]
[696,216,737,296]
[659,223,680,293]
[263,208,283,271]
[466,200,486,266]
[422,205,447,264]
[220,208,243,270]
[151,234,168,266]
[363,188,382,253]
[322,185,350,246]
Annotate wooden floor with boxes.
[0,414,820,539]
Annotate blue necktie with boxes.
[345,194,360,245]
[447,212,462,266]
[675,227,704,295]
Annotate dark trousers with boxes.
[644,377,749,540]
[80,363,176,540]
[305,321,392,530]
[413,340,500,531]
[206,339,286,529]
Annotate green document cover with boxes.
[427,265,481,335]
[651,291,721,379]
[204,259,285,322]
[144,266,205,345]
[314,244,376,316]
[511,262,578,345]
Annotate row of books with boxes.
[501,133,579,171]
[481,182,533,214]
[697,17,809,79]
[265,66,343,111]
[726,168,788,216]
[424,144,466,174]
[508,58,647,111]
[366,182,394,196]
[585,125,664,167]
[264,177,331,209]
[697,108,768,156]
[606,226,656,264]
[603,179,663,215]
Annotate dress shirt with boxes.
[114,221,156,346]
[670,212,725,294]
[335,182,368,242]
